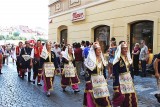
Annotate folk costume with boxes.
[61,46,80,92]
[112,42,138,107]
[16,45,23,76]
[83,43,111,107]
[20,45,34,81]
[0,46,3,74]
[33,44,43,85]
[39,44,58,96]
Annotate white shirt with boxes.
[139,45,148,61]
[53,47,61,57]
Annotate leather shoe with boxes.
[37,83,42,86]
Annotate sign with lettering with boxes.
[71,9,85,22]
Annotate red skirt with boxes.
[112,86,138,107]
[83,82,112,107]
[61,74,80,86]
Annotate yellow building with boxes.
[48,0,160,54]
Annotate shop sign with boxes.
[71,9,85,22]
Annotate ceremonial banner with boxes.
[119,72,135,94]
[93,86,110,98]
[64,63,75,77]
[40,51,48,60]
[22,55,31,61]
[84,57,96,71]
[44,62,55,77]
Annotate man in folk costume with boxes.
[32,40,43,86]
[83,42,111,107]
[16,41,23,76]
[39,42,59,96]
[61,45,80,93]
[20,41,34,82]
[112,41,138,107]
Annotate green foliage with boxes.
[38,37,47,42]
[13,32,20,37]
[0,35,4,40]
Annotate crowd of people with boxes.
[0,38,160,107]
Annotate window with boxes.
[94,25,110,53]
[130,21,153,53]
[60,29,67,45]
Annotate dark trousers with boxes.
[141,60,146,76]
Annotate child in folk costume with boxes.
[61,45,80,93]
[83,42,111,107]
[112,41,138,107]
[39,42,59,97]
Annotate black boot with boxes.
[28,72,32,82]
[0,69,2,74]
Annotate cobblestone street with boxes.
[0,61,160,107]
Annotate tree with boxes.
[0,35,4,40]
[13,32,20,37]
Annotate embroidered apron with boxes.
[22,48,31,61]
[64,54,76,77]
[44,53,55,77]
[119,72,135,94]
[91,61,110,98]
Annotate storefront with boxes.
[48,0,160,54]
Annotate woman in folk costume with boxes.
[83,42,111,107]
[39,42,59,97]
[112,41,138,107]
[61,45,80,93]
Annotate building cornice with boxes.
[49,0,114,19]
[48,0,59,7]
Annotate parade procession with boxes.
[1,0,160,107]
[0,38,160,107]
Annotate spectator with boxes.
[108,38,117,79]
[139,40,148,77]
[52,43,61,66]
[74,43,83,76]
[81,40,85,50]
[83,41,90,59]
[132,43,141,76]
[154,53,160,103]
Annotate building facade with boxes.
[48,0,160,54]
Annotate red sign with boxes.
[72,9,85,22]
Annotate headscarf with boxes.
[40,43,48,60]
[84,42,106,71]
[62,45,75,61]
[113,41,132,65]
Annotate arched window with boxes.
[60,29,67,45]
[94,25,110,53]
[130,21,153,53]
